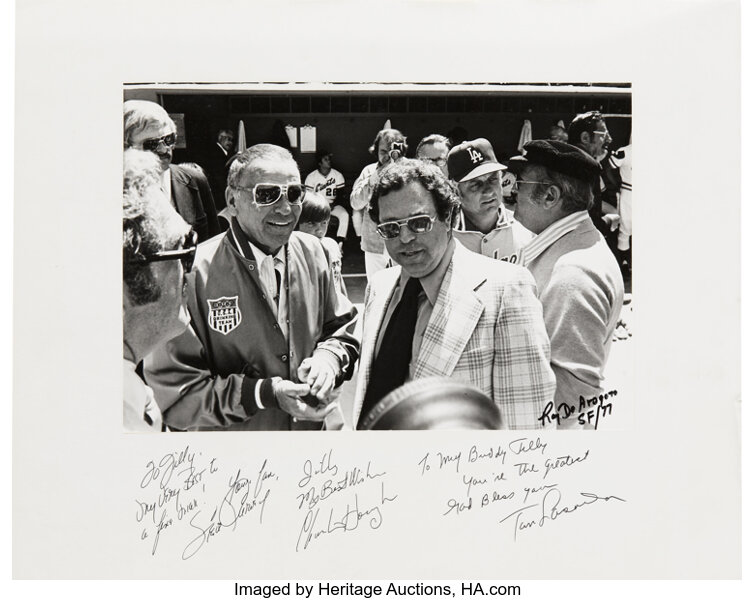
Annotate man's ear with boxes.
[580,130,592,147]
[541,184,562,211]
[225,187,237,215]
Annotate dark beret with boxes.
[506,140,601,182]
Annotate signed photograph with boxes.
[122,82,633,434]
[12,0,741,589]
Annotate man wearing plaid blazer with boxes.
[346,159,556,430]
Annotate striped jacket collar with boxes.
[519,211,590,267]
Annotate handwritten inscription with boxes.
[134,446,277,559]
[499,489,626,541]
[538,390,618,428]
[296,450,397,552]
[418,437,626,541]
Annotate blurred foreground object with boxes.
[358,377,501,430]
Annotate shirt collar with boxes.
[161,168,171,194]
[519,211,590,266]
[249,239,286,267]
[398,237,455,306]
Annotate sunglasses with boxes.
[140,132,177,152]
[232,182,306,206]
[126,230,197,275]
[376,214,436,239]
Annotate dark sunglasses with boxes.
[141,132,177,152]
[126,230,197,274]
[376,214,436,239]
[232,182,305,206]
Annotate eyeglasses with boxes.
[512,180,547,191]
[376,214,437,239]
[126,230,197,275]
[140,133,177,152]
[592,130,611,139]
[231,182,306,206]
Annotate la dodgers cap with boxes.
[506,140,601,182]
[447,138,507,183]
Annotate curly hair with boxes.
[123,150,190,306]
[368,159,460,225]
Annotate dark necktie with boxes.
[274,266,282,304]
[361,277,423,425]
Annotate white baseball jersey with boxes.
[609,144,632,249]
[454,206,534,264]
[304,168,345,204]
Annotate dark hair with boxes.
[315,150,332,164]
[415,134,451,156]
[368,159,460,224]
[369,128,407,157]
[548,125,568,141]
[567,111,605,145]
[446,126,469,146]
[298,190,331,225]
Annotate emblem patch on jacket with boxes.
[207,296,242,335]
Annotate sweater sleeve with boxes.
[540,264,614,427]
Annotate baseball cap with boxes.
[506,140,601,182]
[447,138,507,183]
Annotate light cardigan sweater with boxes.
[522,212,624,428]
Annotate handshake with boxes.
[272,350,341,422]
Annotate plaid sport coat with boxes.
[349,242,556,429]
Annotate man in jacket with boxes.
[124,100,220,241]
[144,144,359,431]
[349,159,555,430]
[509,140,624,429]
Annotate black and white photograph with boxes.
[122,83,633,433]
[10,0,744,594]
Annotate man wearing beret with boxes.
[509,140,624,429]
[447,138,533,264]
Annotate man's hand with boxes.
[273,378,336,422]
[602,213,621,231]
[297,352,339,402]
